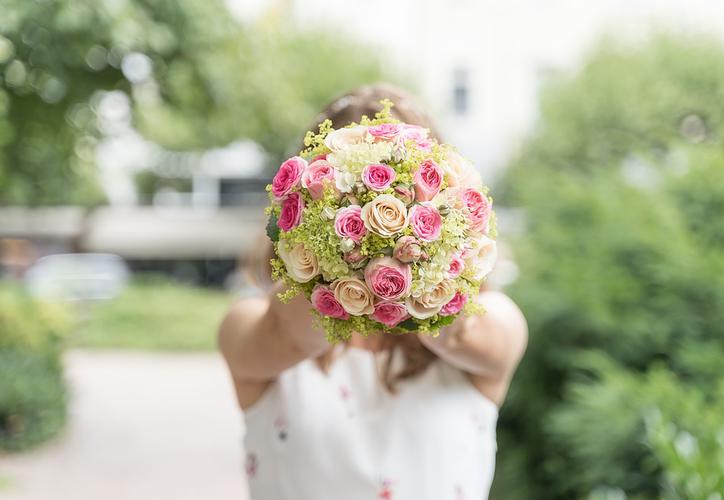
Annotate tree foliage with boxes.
[494,33,724,499]
[0,0,391,205]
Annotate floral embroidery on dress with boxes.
[377,478,394,499]
[274,414,289,441]
[339,384,355,417]
[245,452,258,478]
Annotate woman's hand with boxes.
[419,290,527,405]
[218,282,329,384]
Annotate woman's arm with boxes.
[218,282,329,406]
[419,290,528,405]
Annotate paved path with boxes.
[1,350,249,500]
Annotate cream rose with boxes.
[324,125,369,152]
[361,194,409,237]
[331,277,375,316]
[464,235,498,280]
[405,279,456,319]
[277,240,320,283]
[441,150,482,188]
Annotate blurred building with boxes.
[231,0,724,182]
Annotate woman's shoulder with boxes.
[219,295,269,341]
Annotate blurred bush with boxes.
[494,34,724,499]
[0,0,391,205]
[0,284,70,451]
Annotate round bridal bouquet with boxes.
[265,101,497,342]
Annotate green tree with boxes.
[0,0,391,205]
[494,33,724,499]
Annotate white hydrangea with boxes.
[328,141,394,174]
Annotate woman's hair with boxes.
[309,83,442,141]
[256,83,440,391]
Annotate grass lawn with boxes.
[73,276,235,351]
[0,476,11,491]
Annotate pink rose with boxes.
[371,301,409,328]
[393,235,425,263]
[343,248,367,267]
[302,159,336,200]
[446,253,465,278]
[368,123,402,141]
[362,163,396,192]
[272,156,307,199]
[334,205,367,242]
[409,203,442,242]
[277,192,304,231]
[401,125,431,151]
[440,292,467,316]
[364,256,412,301]
[413,159,443,201]
[461,188,492,234]
[311,285,349,320]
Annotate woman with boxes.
[219,84,528,500]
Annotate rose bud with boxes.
[393,236,424,263]
[438,204,451,216]
[343,248,367,268]
[321,206,337,220]
[394,184,415,205]
[355,182,368,194]
[340,238,356,253]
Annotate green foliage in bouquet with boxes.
[493,33,724,499]
[0,284,70,451]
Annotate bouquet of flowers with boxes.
[265,101,497,342]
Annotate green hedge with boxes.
[494,33,724,499]
[0,284,69,451]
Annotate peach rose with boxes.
[440,150,482,188]
[330,277,375,316]
[276,240,320,283]
[360,194,409,237]
[405,279,456,319]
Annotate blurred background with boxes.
[2,0,724,499]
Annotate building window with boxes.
[453,67,469,115]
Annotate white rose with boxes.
[335,170,357,193]
[441,150,482,188]
[324,125,369,153]
[277,240,320,283]
[360,194,409,237]
[331,277,375,316]
[405,279,456,319]
[465,235,497,280]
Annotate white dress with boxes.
[242,346,498,500]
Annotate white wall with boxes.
[231,0,724,181]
